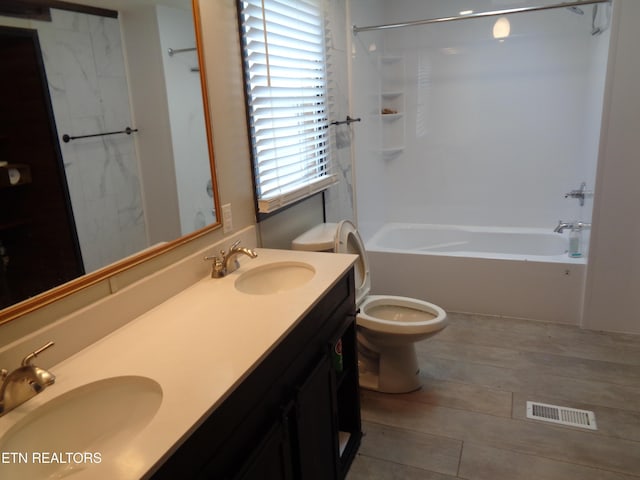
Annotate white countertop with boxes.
[0,248,356,480]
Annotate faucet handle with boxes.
[205,254,224,263]
[21,341,55,367]
[204,254,226,278]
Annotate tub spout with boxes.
[554,221,591,234]
[554,221,574,233]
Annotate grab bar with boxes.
[168,47,196,56]
[330,116,361,126]
[62,126,138,143]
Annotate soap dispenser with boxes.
[569,225,583,258]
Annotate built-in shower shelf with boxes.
[380,54,405,157]
[381,113,403,121]
[382,91,404,112]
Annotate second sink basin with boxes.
[235,261,316,294]
[0,375,162,479]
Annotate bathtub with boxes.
[364,223,586,324]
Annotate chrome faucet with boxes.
[554,221,574,233]
[0,341,55,417]
[554,220,592,233]
[204,241,257,278]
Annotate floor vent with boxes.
[526,401,597,430]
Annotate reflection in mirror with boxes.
[0,0,220,320]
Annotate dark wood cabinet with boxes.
[233,415,294,480]
[332,320,362,479]
[293,353,338,480]
[151,268,361,480]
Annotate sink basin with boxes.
[235,261,315,294]
[0,375,162,479]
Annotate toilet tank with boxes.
[291,223,338,252]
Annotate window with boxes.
[238,0,337,214]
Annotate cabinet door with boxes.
[331,319,362,479]
[294,353,338,480]
[232,415,293,480]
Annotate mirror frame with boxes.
[0,0,221,325]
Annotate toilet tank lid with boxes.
[291,223,338,251]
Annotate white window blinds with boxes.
[239,0,337,214]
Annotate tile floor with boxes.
[347,313,640,479]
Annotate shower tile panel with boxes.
[35,9,147,272]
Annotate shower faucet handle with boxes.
[564,182,593,206]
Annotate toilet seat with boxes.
[334,220,447,334]
[335,220,371,306]
[359,295,448,335]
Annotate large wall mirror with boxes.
[0,0,220,323]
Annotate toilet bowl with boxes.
[292,220,447,393]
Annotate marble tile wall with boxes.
[34,9,147,273]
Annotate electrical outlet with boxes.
[222,203,233,233]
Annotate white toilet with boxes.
[292,220,448,393]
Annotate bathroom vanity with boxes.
[153,264,361,479]
[0,247,361,480]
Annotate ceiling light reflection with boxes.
[493,17,510,40]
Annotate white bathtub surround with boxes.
[346,0,613,328]
[350,0,610,232]
[366,223,586,325]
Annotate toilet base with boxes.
[357,334,422,393]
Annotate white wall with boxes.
[157,5,215,235]
[350,0,387,239]
[583,0,640,334]
[196,0,256,233]
[120,6,182,245]
[323,0,356,225]
[351,0,610,235]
